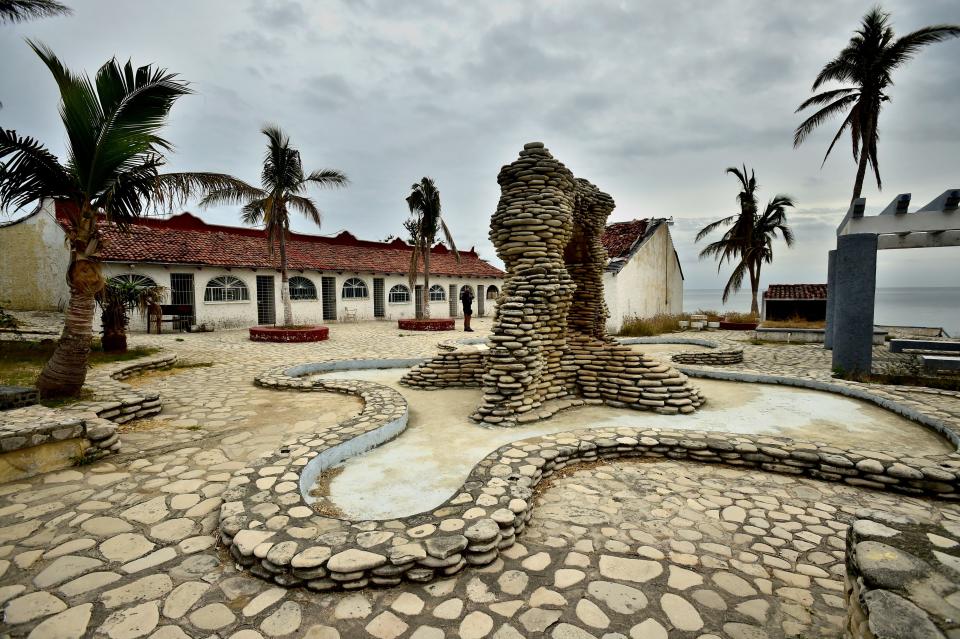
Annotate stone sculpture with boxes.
[402,142,704,425]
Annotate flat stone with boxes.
[149,518,196,543]
[101,533,156,562]
[598,556,662,583]
[660,593,703,631]
[291,546,331,568]
[34,556,104,588]
[121,498,169,525]
[334,593,372,620]
[26,602,93,639]
[521,552,551,571]
[460,611,494,639]
[243,588,286,617]
[4,591,67,624]
[102,574,173,608]
[260,601,301,637]
[365,611,407,639]
[497,570,529,595]
[667,565,703,590]
[575,599,609,629]
[100,601,160,639]
[863,589,944,639]
[390,592,424,616]
[163,581,208,618]
[59,571,122,597]
[519,608,562,633]
[554,568,586,588]
[432,598,464,619]
[327,549,386,573]
[587,581,648,614]
[629,619,668,639]
[189,603,236,630]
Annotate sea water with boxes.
[684,287,960,337]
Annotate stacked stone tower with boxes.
[402,142,704,425]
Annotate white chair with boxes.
[341,307,358,322]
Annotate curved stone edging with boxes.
[676,366,960,449]
[617,336,745,365]
[223,362,960,591]
[0,352,176,475]
[250,326,330,342]
[398,319,455,331]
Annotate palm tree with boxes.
[97,279,165,354]
[0,42,246,397]
[0,0,71,24]
[794,8,960,201]
[199,126,348,327]
[405,177,458,319]
[697,166,795,315]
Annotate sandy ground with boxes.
[316,369,952,520]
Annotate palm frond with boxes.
[0,0,71,24]
[795,87,858,113]
[439,218,460,262]
[154,172,261,212]
[694,214,737,243]
[883,25,960,69]
[287,194,321,227]
[240,198,266,226]
[820,107,856,167]
[721,260,749,302]
[793,94,858,147]
[811,54,858,90]
[0,128,76,211]
[305,169,349,189]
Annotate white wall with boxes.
[100,263,501,330]
[0,200,70,311]
[604,223,684,333]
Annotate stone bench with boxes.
[0,385,39,410]
[919,355,960,372]
[890,339,960,354]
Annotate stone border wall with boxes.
[616,336,745,366]
[0,354,175,470]
[844,512,960,638]
[222,362,960,592]
[0,386,39,410]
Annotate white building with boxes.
[0,200,505,331]
[601,219,685,333]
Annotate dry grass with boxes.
[723,311,759,324]
[0,339,160,390]
[618,313,689,337]
[761,315,826,329]
[307,466,345,517]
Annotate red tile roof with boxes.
[54,204,504,278]
[763,284,828,300]
[601,219,651,259]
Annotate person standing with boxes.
[459,285,475,332]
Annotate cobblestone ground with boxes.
[1,315,959,638]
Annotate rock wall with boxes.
[469,142,703,425]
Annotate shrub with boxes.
[619,313,688,337]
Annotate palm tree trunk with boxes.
[279,229,292,326]
[423,245,431,320]
[851,147,869,202]
[36,271,98,398]
[748,262,760,316]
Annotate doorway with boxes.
[321,277,337,321]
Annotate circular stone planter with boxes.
[249,325,329,342]
[398,318,455,331]
[719,321,759,330]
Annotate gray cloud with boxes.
[1,0,958,291]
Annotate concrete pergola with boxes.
[825,188,960,374]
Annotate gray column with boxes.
[824,249,837,350]
[831,234,878,376]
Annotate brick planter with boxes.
[398,318,455,331]
[249,326,329,342]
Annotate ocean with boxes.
[683,287,960,337]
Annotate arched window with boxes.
[341,277,368,299]
[388,284,411,303]
[486,285,500,300]
[428,284,446,301]
[204,276,249,302]
[109,274,158,289]
[288,276,317,300]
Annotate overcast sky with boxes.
[2,0,958,292]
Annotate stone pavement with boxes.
[1,316,959,638]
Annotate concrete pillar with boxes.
[831,234,878,376]
[824,249,837,350]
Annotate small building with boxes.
[762,284,828,321]
[601,218,685,333]
[0,200,505,330]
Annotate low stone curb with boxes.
[0,353,175,473]
[616,336,745,366]
[222,365,960,592]
[844,511,960,638]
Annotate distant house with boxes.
[0,200,505,330]
[601,218,684,333]
[762,284,828,321]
